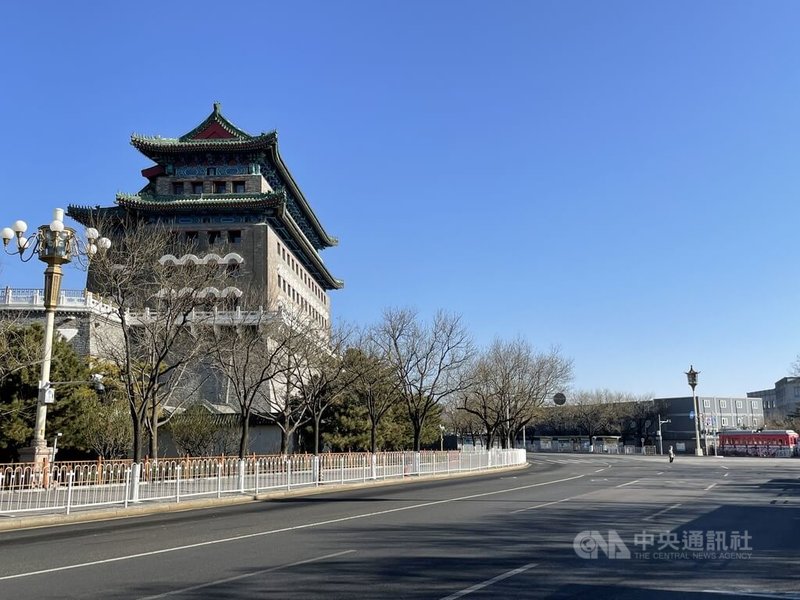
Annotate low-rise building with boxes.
[654,396,765,455]
[747,377,800,423]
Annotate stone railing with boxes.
[1,287,116,313]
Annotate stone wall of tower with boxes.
[153,172,272,196]
[158,219,270,307]
[269,228,331,328]
[0,307,123,359]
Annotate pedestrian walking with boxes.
[668,445,674,463]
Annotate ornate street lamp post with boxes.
[685,365,703,456]
[1,208,110,466]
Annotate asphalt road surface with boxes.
[1,453,798,599]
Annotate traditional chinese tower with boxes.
[69,103,342,326]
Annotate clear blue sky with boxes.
[1,1,798,399]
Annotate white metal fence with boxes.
[0,449,526,516]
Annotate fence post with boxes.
[124,468,131,508]
[217,462,222,498]
[340,456,345,485]
[287,458,292,491]
[255,460,260,496]
[65,472,75,515]
[371,453,377,480]
[239,459,246,494]
[313,455,320,486]
[176,465,182,503]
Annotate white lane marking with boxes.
[616,479,640,488]
[643,503,682,521]
[720,466,729,470]
[137,550,356,600]
[705,483,717,491]
[0,473,586,581]
[511,498,572,514]
[439,562,538,600]
[594,468,605,473]
[724,473,729,477]
[701,590,800,599]
[656,472,664,475]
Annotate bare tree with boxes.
[460,339,573,448]
[295,322,359,455]
[88,216,221,462]
[443,398,483,448]
[612,395,657,444]
[266,340,310,455]
[458,356,503,449]
[374,308,474,451]
[204,298,298,458]
[570,389,647,440]
[347,330,403,454]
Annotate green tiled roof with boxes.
[131,103,277,153]
[115,191,286,212]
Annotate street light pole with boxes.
[685,365,703,456]
[657,414,671,455]
[2,209,110,467]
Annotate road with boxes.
[1,453,798,599]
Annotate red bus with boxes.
[718,430,799,457]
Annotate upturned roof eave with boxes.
[127,105,338,251]
[113,191,286,212]
[129,131,278,156]
[268,143,339,248]
[275,205,343,290]
[66,204,125,226]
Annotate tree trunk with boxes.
[148,426,158,460]
[131,418,142,463]
[280,428,290,455]
[313,414,321,455]
[412,422,422,452]
[370,420,378,454]
[148,413,159,461]
[238,413,250,459]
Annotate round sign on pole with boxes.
[553,392,566,406]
